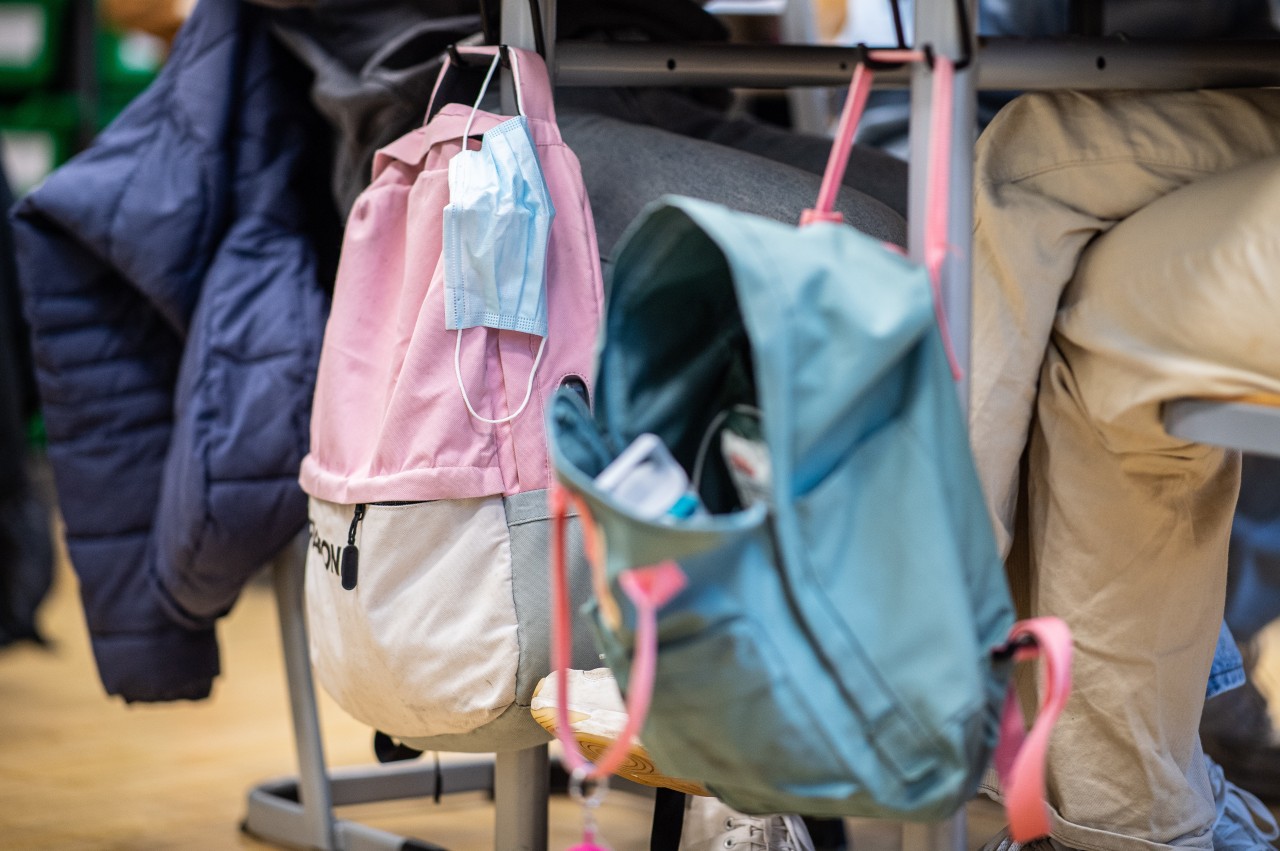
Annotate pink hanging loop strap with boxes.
[801,47,923,225]
[801,60,875,227]
[549,484,687,782]
[992,617,1074,843]
[922,54,964,381]
[801,49,963,380]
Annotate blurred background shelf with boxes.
[0,0,165,196]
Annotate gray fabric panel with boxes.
[505,489,603,705]
[558,106,907,264]
[395,701,553,754]
[556,86,908,220]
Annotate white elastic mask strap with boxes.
[454,329,548,424]
[462,51,526,144]
[463,53,503,143]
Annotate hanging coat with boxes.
[11,0,337,701]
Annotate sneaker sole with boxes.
[530,705,711,797]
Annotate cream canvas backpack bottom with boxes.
[305,491,598,752]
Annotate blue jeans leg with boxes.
[1207,621,1246,700]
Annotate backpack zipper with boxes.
[338,501,427,591]
[341,503,366,591]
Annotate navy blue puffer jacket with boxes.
[12,0,336,701]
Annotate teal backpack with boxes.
[546,196,1070,832]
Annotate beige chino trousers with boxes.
[971,90,1280,850]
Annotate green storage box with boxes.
[98,26,163,92]
[0,93,77,195]
[0,0,66,91]
[96,26,165,127]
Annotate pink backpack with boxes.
[299,45,606,751]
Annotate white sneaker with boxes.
[530,667,709,796]
[677,796,814,851]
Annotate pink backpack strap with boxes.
[801,50,963,380]
[993,617,1074,842]
[504,46,557,125]
[801,61,874,226]
[549,485,686,782]
[428,45,558,125]
[801,47,922,226]
[921,55,963,380]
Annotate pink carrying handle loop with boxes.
[803,62,875,225]
[426,45,558,125]
[802,48,922,224]
[992,617,1074,843]
[549,485,687,781]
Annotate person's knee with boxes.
[1063,154,1280,404]
[980,89,1280,195]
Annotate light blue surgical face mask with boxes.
[443,53,555,424]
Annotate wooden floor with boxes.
[38,519,1267,850]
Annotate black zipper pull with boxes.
[341,504,365,591]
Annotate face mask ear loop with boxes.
[463,52,504,146]
[462,50,528,147]
[454,328,548,424]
